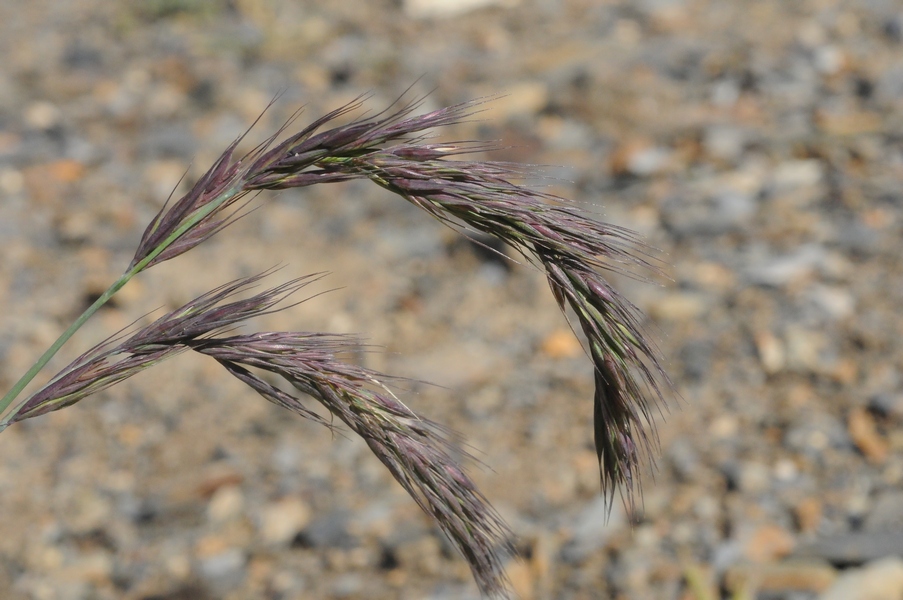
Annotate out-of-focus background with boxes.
[0,1,901,598]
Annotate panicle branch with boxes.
[193,333,514,596]
[348,149,671,506]
[9,273,319,424]
[11,275,515,597]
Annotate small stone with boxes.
[393,535,443,576]
[819,557,903,600]
[693,262,736,292]
[627,146,673,177]
[724,560,837,595]
[404,0,520,19]
[560,496,625,564]
[46,159,86,183]
[67,490,113,534]
[55,212,95,244]
[296,511,356,550]
[679,339,713,382]
[198,547,246,585]
[140,123,196,159]
[771,160,823,191]
[786,411,851,455]
[805,284,855,321]
[795,497,823,534]
[703,125,748,162]
[195,470,245,499]
[260,498,312,545]
[648,292,707,322]
[737,462,771,494]
[816,110,883,136]
[331,574,364,598]
[610,139,669,177]
[0,167,24,195]
[506,559,535,600]
[784,326,825,373]
[813,45,845,75]
[743,524,796,563]
[24,100,62,130]
[745,245,825,287]
[773,458,798,482]
[754,330,786,375]
[662,187,757,236]
[207,485,245,523]
[848,407,889,464]
[490,81,549,120]
[711,79,741,106]
[709,415,739,439]
[539,329,582,359]
[864,491,903,532]
[63,552,114,586]
[796,532,903,565]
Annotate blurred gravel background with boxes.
[1,1,902,599]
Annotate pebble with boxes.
[794,497,823,534]
[661,187,756,237]
[742,524,796,563]
[207,485,245,523]
[770,160,823,191]
[679,339,713,382]
[296,511,357,550]
[724,560,837,596]
[863,491,903,533]
[848,407,889,464]
[539,329,582,359]
[819,557,903,600]
[403,0,520,19]
[647,292,707,322]
[804,284,855,321]
[703,125,748,162]
[744,244,826,287]
[786,411,851,455]
[754,330,786,374]
[198,547,247,587]
[784,326,825,373]
[24,101,62,130]
[796,532,903,566]
[559,496,625,564]
[138,124,198,159]
[259,497,313,545]
[490,81,549,121]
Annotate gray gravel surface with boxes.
[1,1,902,599]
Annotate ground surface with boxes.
[0,1,902,599]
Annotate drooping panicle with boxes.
[305,143,670,506]
[191,332,514,597]
[543,259,664,506]
[12,259,516,596]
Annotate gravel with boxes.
[0,1,901,599]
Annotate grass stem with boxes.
[0,184,243,426]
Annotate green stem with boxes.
[0,184,243,427]
[0,270,135,425]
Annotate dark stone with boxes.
[292,510,357,550]
[795,531,903,566]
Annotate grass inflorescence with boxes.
[0,94,670,598]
